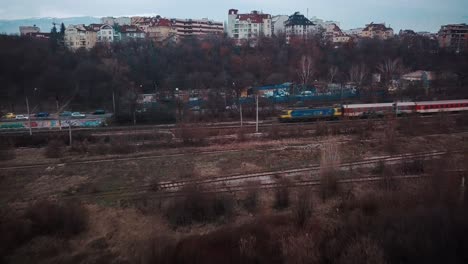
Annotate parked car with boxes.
[71,112,86,118]
[60,111,72,117]
[92,109,106,115]
[4,113,16,119]
[15,114,29,120]
[35,112,49,118]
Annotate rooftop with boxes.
[285,12,315,27]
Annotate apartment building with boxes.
[101,16,131,26]
[438,24,468,51]
[88,24,116,43]
[360,23,394,40]
[171,18,224,38]
[19,25,40,36]
[118,25,146,41]
[64,24,97,50]
[323,23,351,43]
[271,15,289,35]
[284,12,317,42]
[227,9,272,41]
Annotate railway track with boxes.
[21,150,461,202]
[1,112,463,136]
[3,129,467,172]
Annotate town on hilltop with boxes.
[17,9,468,51]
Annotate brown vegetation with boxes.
[0,139,15,161]
[0,200,88,262]
[165,185,234,227]
[44,139,65,158]
[319,140,341,199]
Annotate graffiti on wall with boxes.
[0,119,105,129]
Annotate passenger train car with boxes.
[279,99,468,122]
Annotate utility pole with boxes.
[25,97,32,136]
[68,121,72,146]
[112,90,116,114]
[56,97,62,130]
[240,102,243,127]
[256,95,259,133]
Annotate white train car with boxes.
[415,100,468,114]
[395,102,417,115]
[343,103,394,118]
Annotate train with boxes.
[279,99,468,122]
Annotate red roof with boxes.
[237,12,270,23]
[120,25,144,33]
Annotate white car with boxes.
[15,114,29,120]
[71,112,86,118]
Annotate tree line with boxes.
[0,33,467,114]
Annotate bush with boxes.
[319,140,341,200]
[338,236,387,264]
[109,138,136,154]
[165,186,234,226]
[133,235,176,264]
[176,125,208,146]
[0,201,88,261]
[236,128,248,142]
[44,139,65,158]
[0,139,15,161]
[0,208,33,259]
[268,125,281,139]
[273,178,290,210]
[293,189,313,228]
[315,122,329,137]
[24,200,88,238]
[242,185,259,214]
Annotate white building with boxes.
[227,9,272,41]
[19,25,40,36]
[271,15,289,36]
[88,24,116,43]
[344,28,363,36]
[171,18,224,38]
[98,24,115,42]
[310,16,340,28]
[64,24,96,50]
[101,17,131,26]
[284,12,317,42]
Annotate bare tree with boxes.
[349,64,368,88]
[297,55,314,91]
[329,66,339,84]
[377,58,403,85]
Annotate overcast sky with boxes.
[0,0,467,32]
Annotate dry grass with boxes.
[44,139,65,158]
[319,139,341,200]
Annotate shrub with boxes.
[24,200,88,238]
[0,208,33,259]
[44,139,65,158]
[93,140,110,155]
[273,178,290,210]
[236,128,248,142]
[319,140,341,200]
[133,235,176,264]
[110,138,136,154]
[268,125,281,139]
[165,186,234,226]
[338,236,387,264]
[176,124,208,146]
[293,189,313,228]
[315,122,329,137]
[0,139,15,161]
[242,185,260,214]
